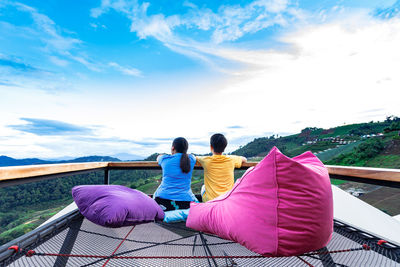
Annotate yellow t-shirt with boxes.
[196,155,243,202]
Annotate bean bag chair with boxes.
[186,147,333,256]
[72,185,165,227]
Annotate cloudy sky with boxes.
[1,0,400,159]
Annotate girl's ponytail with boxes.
[172,137,191,173]
[180,151,191,173]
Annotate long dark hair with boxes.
[172,137,191,173]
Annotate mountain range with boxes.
[0,152,146,167]
[1,117,399,168]
[0,155,124,167]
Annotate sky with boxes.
[1,0,400,159]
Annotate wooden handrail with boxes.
[0,161,399,185]
[0,162,108,181]
[326,165,400,183]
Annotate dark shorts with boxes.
[154,197,191,211]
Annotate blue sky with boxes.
[1,0,400,159]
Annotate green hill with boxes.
[232,117,399,164]
[231,118,400,218]
[315,141,363,162]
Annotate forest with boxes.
[0,169,158,244]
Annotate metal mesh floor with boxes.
[2,216,400,267]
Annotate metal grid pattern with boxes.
[3,218,400,267]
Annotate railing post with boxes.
[104,168,110,185]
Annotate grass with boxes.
[287,142,339,157]
[0,204,68,244]
[318,141,363,162]
[0,223,34,237]
[330,179,348,185]
[191,182,203,194]
[366,155,400,168]
[331,124,363,136]
[136,181,160,194]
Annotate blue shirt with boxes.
[153,153,197,202]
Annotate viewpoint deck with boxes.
[1,211,399,267]
[1,163,400,266]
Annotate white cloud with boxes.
[87,0,305,74]
[108,62,142,77]
[91,0,297,45]
[1,2,104,74]
[205,13,400,131]
[2,2,132,77]
[14,3,82,52]
[2,2,400,159]
[130,14,176,41]
[208,0,292,43]
[90,0,139,18]
[67,53,102,72]
[49,56,69,67]
[183,1,197,9]
[250,0,290,13]
[90,22,107,29]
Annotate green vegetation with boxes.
[111,170,161,189]
[136,181,159,193]
[288,141,338,157]
[0,204,65,244]
[383,115,400,133]
[316,141,363,162]
[0,169,159,244]
[234,118,400,218]
[0,172,103,211]
[366,155,400,169]
[0,224,35,244]
[144,153,160,161]
[326,138,385,166]
[231,119,395,158]
[232,134,304,158]
[330,179,349,186]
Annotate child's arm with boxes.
[196,156,204,166]
[156,154,166,164]
[232,155,246,168]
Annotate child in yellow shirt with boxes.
[196,133,247,202]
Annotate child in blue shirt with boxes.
[153,137,197,211]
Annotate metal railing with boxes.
[1,162,400,188]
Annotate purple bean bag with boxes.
[72,185,165,227]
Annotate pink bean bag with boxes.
[186,147,333,256]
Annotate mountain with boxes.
[0,155,121,167]
[111,153,145,161]
[2,117,399,167]
[144,153,159,161]
[60,156,121,163]
[231,117,400,162]
[39,156,76,161]
[230,117,400,217]
[0,156,50,167]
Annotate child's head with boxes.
[210,133,227,153]
[172,137,189,154]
